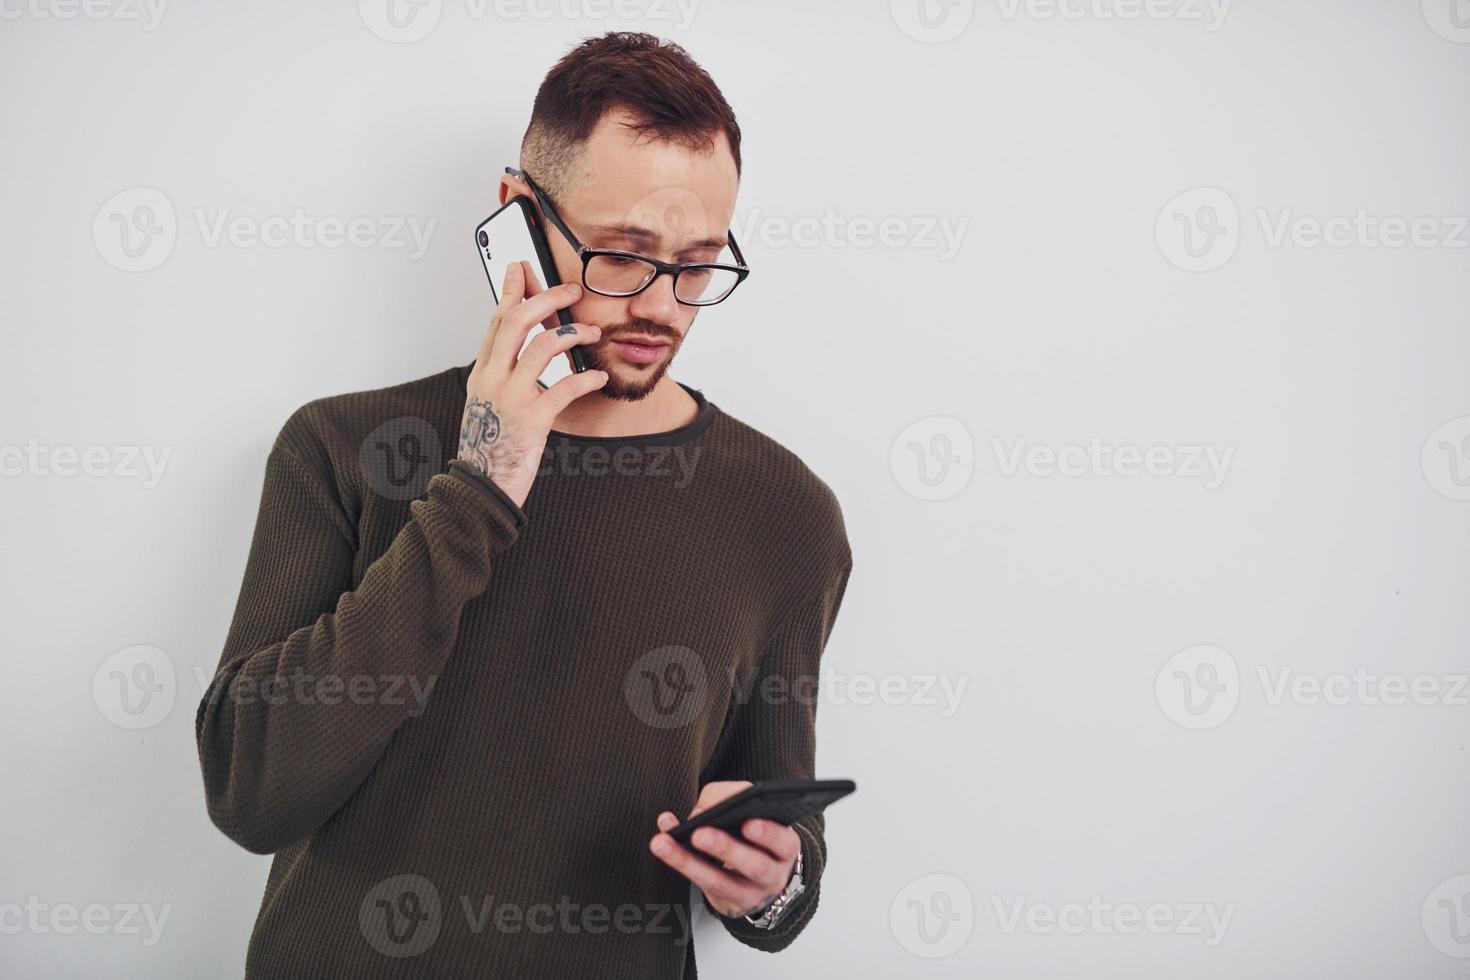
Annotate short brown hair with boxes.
[520,32,742,200]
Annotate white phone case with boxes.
[474,197,576,389]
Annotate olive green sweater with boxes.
[195,361,853,979]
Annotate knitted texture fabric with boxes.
[195,361,853,979]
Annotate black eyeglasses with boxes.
[505,166,750,307]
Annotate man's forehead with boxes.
[560,115,739,245]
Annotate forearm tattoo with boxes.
[458,397,509,478]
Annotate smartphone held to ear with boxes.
[475,196,588,388]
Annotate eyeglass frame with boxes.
[504,166,750,307]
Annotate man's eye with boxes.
[603,255,639,267]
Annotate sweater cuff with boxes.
[704,821,823,947]
[445,459,529,532]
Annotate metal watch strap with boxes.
[744,847,805,929]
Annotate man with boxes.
[196,31,852,979]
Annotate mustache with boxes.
[597,319,681,343]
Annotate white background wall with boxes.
[3,1,1469,977]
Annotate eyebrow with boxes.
[584,221,728,252]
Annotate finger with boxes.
[477,261,526,368]
[649,834,767,912]
[512,322,600,388]
[689,780,751,818]
[488,279,584,372]
[741,819,801,862]
[540,367,608,415]
[519,262,571,332]
[689,827,785,888]
[656,811,680,833]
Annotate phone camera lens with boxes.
[478,231,489,248]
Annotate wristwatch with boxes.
[744,847,805,929]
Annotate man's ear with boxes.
[497,171,533,207]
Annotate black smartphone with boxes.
[668,779,856,848]
[474,195,588,386]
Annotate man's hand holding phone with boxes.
[649,780,802,919]
[457,260,607,508]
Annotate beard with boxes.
[583,318,684,401]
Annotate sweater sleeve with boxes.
[194,430,524,855]
[698,554,854,951]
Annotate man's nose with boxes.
[628,269,681,326]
